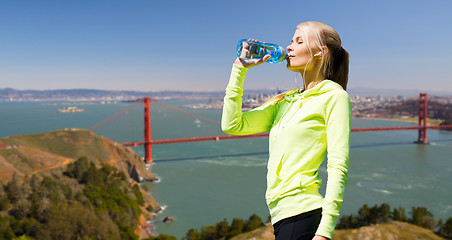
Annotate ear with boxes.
[320,46,329,56]
[314,46,329,58]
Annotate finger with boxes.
[240,42,251,58]
[240,48,249,58]
[242,50,251,58]
[241,41,254,58]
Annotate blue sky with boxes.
[1,0,451,92]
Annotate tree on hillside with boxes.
[184,228,202,240]
[358,204,371,226]
[6,174,33,220]
[227,218,245,238]
[410,207,435,230]
[183,214,266,240]
[4,173,23,204]
[200,225,217,240]
[438,217,452,238]
[0,215,15,239]
[215,219,229,239]
[36,202,120,240]
[132,184,145,206]
[40,176,64,203]
[144,233,178,240]
[243,214,265,232]
[64,156,91,181]
[338,203,401,229]
[336,214,359,229]
[374,203,391,223]
[393,206,407,222]
[0,184,10,211]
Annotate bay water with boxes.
[1,100,451,239]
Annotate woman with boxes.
[221,21,351,240]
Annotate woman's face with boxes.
[286,28,320,72]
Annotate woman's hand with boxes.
[312,235,330,240]
[234,39,271,68]
[234,55,270,68]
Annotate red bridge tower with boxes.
[416,93,428,144]
[144,97,152,163]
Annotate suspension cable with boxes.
[150,98,221,124]
[88,100,142,130]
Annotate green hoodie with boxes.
[222,64,352,239]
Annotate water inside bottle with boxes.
[236,39,287,64]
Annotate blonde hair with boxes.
[266,21,349,104]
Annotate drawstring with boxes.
[274,93,304,137]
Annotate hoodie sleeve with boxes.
[221,64,276,135]
[316,90,352,239]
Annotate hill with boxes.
[334,221,446,240]
[0,129,160,239]
[0,128,156,183]
[230,221,446,240]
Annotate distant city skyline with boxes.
[1,0,451,93]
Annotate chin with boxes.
[286,64,302,73]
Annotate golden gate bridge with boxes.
[88,93,452,164]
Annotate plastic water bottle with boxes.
[236,39,287,64]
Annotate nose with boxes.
[287,44,293,53]
[287,43,293,52]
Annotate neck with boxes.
[301,68,325,90]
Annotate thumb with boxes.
[262,55,271,62]
[254,55,271,66]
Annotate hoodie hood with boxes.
[284,80,344,102]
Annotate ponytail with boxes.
[327,47,349,90]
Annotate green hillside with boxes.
[0,129,160,239]
[229,221,446,240]
[0,129,154,182]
